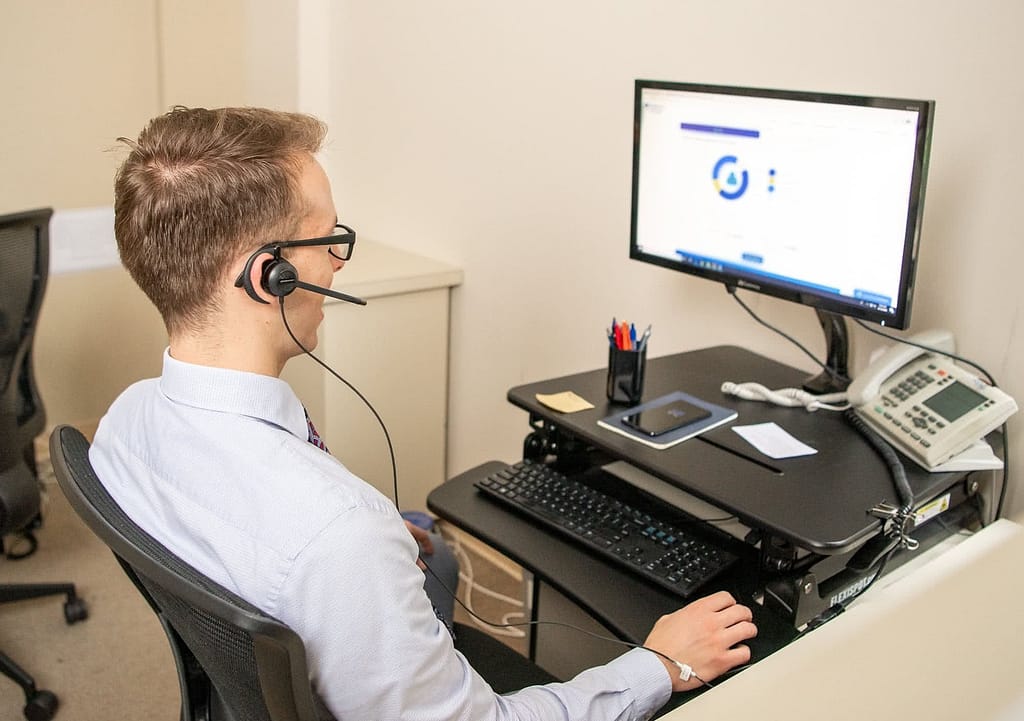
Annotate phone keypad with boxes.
[876,367,947,450]
[886,368,935,402]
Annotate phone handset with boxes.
[846,329,956,407]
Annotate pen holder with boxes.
[606,345,646,405]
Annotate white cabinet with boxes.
[282,241,462,513]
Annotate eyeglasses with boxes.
[268,223,357,262]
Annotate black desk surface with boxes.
[505,345,962,555]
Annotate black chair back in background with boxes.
[1,209,86,721]
[1,207,52,535]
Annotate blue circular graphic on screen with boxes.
[712,155,749,200]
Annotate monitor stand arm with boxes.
[802,309,850,394]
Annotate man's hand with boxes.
[643,590,757,692]
[405,520,434,569]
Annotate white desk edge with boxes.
[662,518,1024,720]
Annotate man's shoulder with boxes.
[106,376,161,410]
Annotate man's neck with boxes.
[170,328,287,378]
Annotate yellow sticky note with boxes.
[535,391,594,413]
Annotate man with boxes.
[91,106,756,720]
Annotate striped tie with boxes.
[304,408,329,453]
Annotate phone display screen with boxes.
[622,399,713,437]
[922,380,987,423]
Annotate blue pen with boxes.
[629,323,637,347]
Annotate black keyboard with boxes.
[475,461,739,599]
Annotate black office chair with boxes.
[51,423,561,719]
[1,208,87,721]
[49,424,335,721]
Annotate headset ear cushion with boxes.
[264,258,298,298]
[237,249,270,304]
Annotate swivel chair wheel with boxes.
[63,596,88,624]
[24,688,58,721]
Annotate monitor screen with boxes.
[630,80,934,330]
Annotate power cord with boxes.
[279,300,401,507]
[419,557,715,689]
[727,287,851,386]
[852,318,995,384]
[440,528,528,639]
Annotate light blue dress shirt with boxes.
[89,350,672,721]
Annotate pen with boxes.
[609,319,649,351]
[637,324,652,351]
[620,321,632,350]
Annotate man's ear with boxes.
[234,250,277,305]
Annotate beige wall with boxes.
[1,2,164,424]
[0,0,259,427]
[3,1,1022,520]
[323,0,1024,518]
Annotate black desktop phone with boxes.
[622,399,712,437]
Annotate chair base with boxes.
[0,583,88,624]
[0,651,59,721]
[0,583,87,720]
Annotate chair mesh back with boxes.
[53,426,331,721]
[0,210,47,392]
[0,210,50,456]
[0,224,34,361]
[139,575,270,721]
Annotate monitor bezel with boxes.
[629,79,935,330]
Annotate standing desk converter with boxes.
[427,346,982,687]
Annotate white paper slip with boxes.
[732,422,817,459]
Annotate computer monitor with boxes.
[629,80,935,390]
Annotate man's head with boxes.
[113,106,328,336]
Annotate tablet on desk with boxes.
[599,391,737,450]
[621,399,713,437]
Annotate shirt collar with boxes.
[158,348,309,441]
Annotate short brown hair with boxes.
[113,106,327,334]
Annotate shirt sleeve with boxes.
[275,505,672,721]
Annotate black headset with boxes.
[234,245,366,306]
